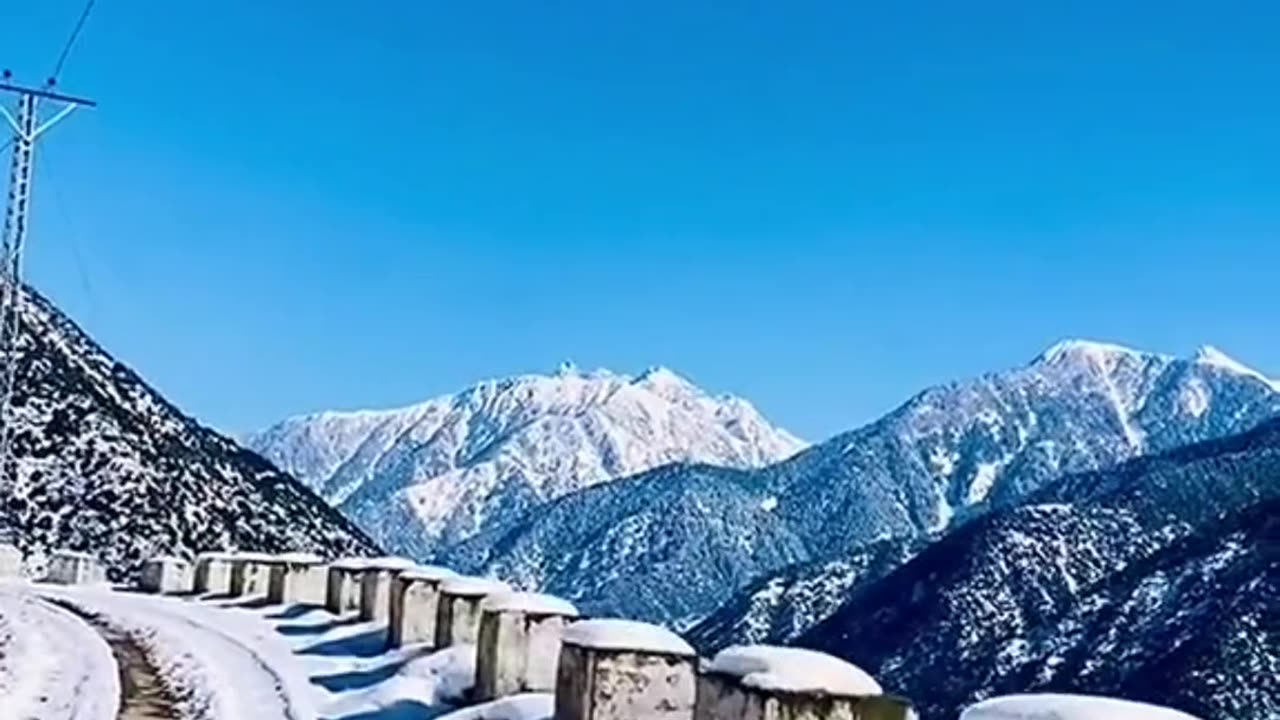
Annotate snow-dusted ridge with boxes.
[1035,338,1159,365]
[465,338,1280,633]
[0,286,376,580]
[1039,338,1278,389]
[247,364,806,556]
[1192,344,1280,390]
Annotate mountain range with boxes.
[797,416,1280,720]
[0,287,376,579]
[1,286,1273,719]
[452,340,1280,630]
[245,364,805,557]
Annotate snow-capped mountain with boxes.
[246,364,805,556]
[459,340,1280,627]
[798,416,1280,720]
[768,339,1280,555]
[0,287,377,579]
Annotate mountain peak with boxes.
[636,364,678,381]
[1034,339,1156,366]
[632,364,692,388]
[631,366,735,410]
[1192,345,1278,389]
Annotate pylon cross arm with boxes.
[0,107,22,140]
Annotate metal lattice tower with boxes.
[0,80,95,489]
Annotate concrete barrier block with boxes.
[434,576,512,649]
[229,552,274,597]
[326,558,369,614]
[46,550,105,585]
[555,618,697,720]
[266,552,327,605]
[388,565,456,648]
[475,591,578,701]
[140,555,193,594]
[194,552,235,595]
[358,557,418,622]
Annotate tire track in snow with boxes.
[41,589,316,720]
[45,597,181,719]
[137,602,307,720]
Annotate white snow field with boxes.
[0,581,553,720]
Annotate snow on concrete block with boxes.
[266,552,327,605]
[475,592,579,701]
[705,646,882,695]
[556,618,697,720]
[140,555,193,594]
[434,576,512,649]
[388,565,457,648]
[229,552,275,597]
[961,694,1203,720]
[194,552,235,595]
[46,550,106,585]
[0,543,21,578]
[696,645,914,720]
[358,556,419,622]
[326,557,370,614]
[561,618,695,656]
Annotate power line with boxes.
[35,150,99,324]
[50,0,97,82]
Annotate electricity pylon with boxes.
[0,77,96,490]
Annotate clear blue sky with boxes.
[3,2,1277,440]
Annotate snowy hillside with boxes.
[246,364,805,556]
[767,339,1280,554]
[685,536,921,652]
[449,463,811,628]
[0,287,376,580]
[460,340,1280,627]
[798,417,1280,720]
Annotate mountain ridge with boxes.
[457,339,1280,628]
[797,416,1280,720]
[246,364,806,556]
[0,286,378,579]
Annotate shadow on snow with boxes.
[295,627,389,658]
[265,603,315,620]
[323,698,454,720]
[275,614,363,636]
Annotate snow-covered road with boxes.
[0,581,549,720]
[0,582,119,720]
